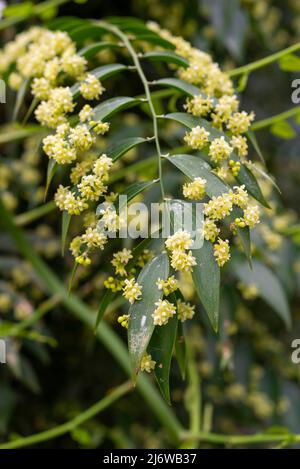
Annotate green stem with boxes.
[0,200,183,444]
[0,295,61,338]
[15,201,56,226]
[180,431,300,447]
[0,381,132,449]
[251,105,300,131]
[228,42,300,77]
[100,22,166,199]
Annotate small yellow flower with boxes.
[165,230,194,251]
[203,218,220,242]
[177,299,195,322]
[209,136,232,163]
[183,177,206,200]
[170,249,197,272]
[184,125,210,150]
[112,248,133,276]
[117,314,130,329]
[152,299,176,326]
[140,353,156,372]
[156,276,179,296]
[80,74,104,100]
[123,278,142,304]
[213,238,230,267]
[243,205,260,228]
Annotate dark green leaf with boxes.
[61,211,71,256]
[71,64,127,98]
[143,51,189,68]
[164,153,227,197]
[78,41,121,59]
[106,136,149,162]
[13,78,30,121]
[69,24,106,43]
[92,97,140,122]
[154,78,200,97]
[235,161,270,208]
[175,320,187,379]
[235,260,291,328]
[148,308,178,404]
[94,289,115,331]
[192,240,220,332]
[128,253,169,374]
[117,180,158,212]
[44,159,58,200]
[132,33,175,50]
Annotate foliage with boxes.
[0,0,300,450]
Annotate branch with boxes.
[227,42,300,77]
[0,381,132,449]
[251,106,300,131]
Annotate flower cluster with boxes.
[165,230,196,272]
[177,299,195,322]
[152,299,176,326]
[182,177,206,200]
[140,354,156,373]
[156,276,179,296]
[123,278,143,304]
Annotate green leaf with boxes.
[154,78,200,97]
[192,240,220,332]
[61,211,71,256]
[78,41,121,59]
[44,159,58,200]
[164,153,227,197]
[279,54,300,72]
[13,78,30,121]
[128,253,169,374]
[247,130,265,163]
[235,161,270,208]
[117,179,158,212]
[69,24,106,43]
[235,260,291,328]
[0,125,42,144]
[143,51,189,68]
[132,33,175,50]
[175,320,187,380]
[71,64,127,98]
[270,121,296,139]
[163,112,218,135]
[48,16,84,32]
[148,307,178,404]
[94,289,115,331]
[92,97,140,122]
[106,137,149,162]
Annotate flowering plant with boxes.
[1,3,300,449]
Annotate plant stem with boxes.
[0,200,183,444]
[180,431,300,447]
[251,105,300,131]
[100,22,166,199]
[227,42,300,77]
[0,381,132,449]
